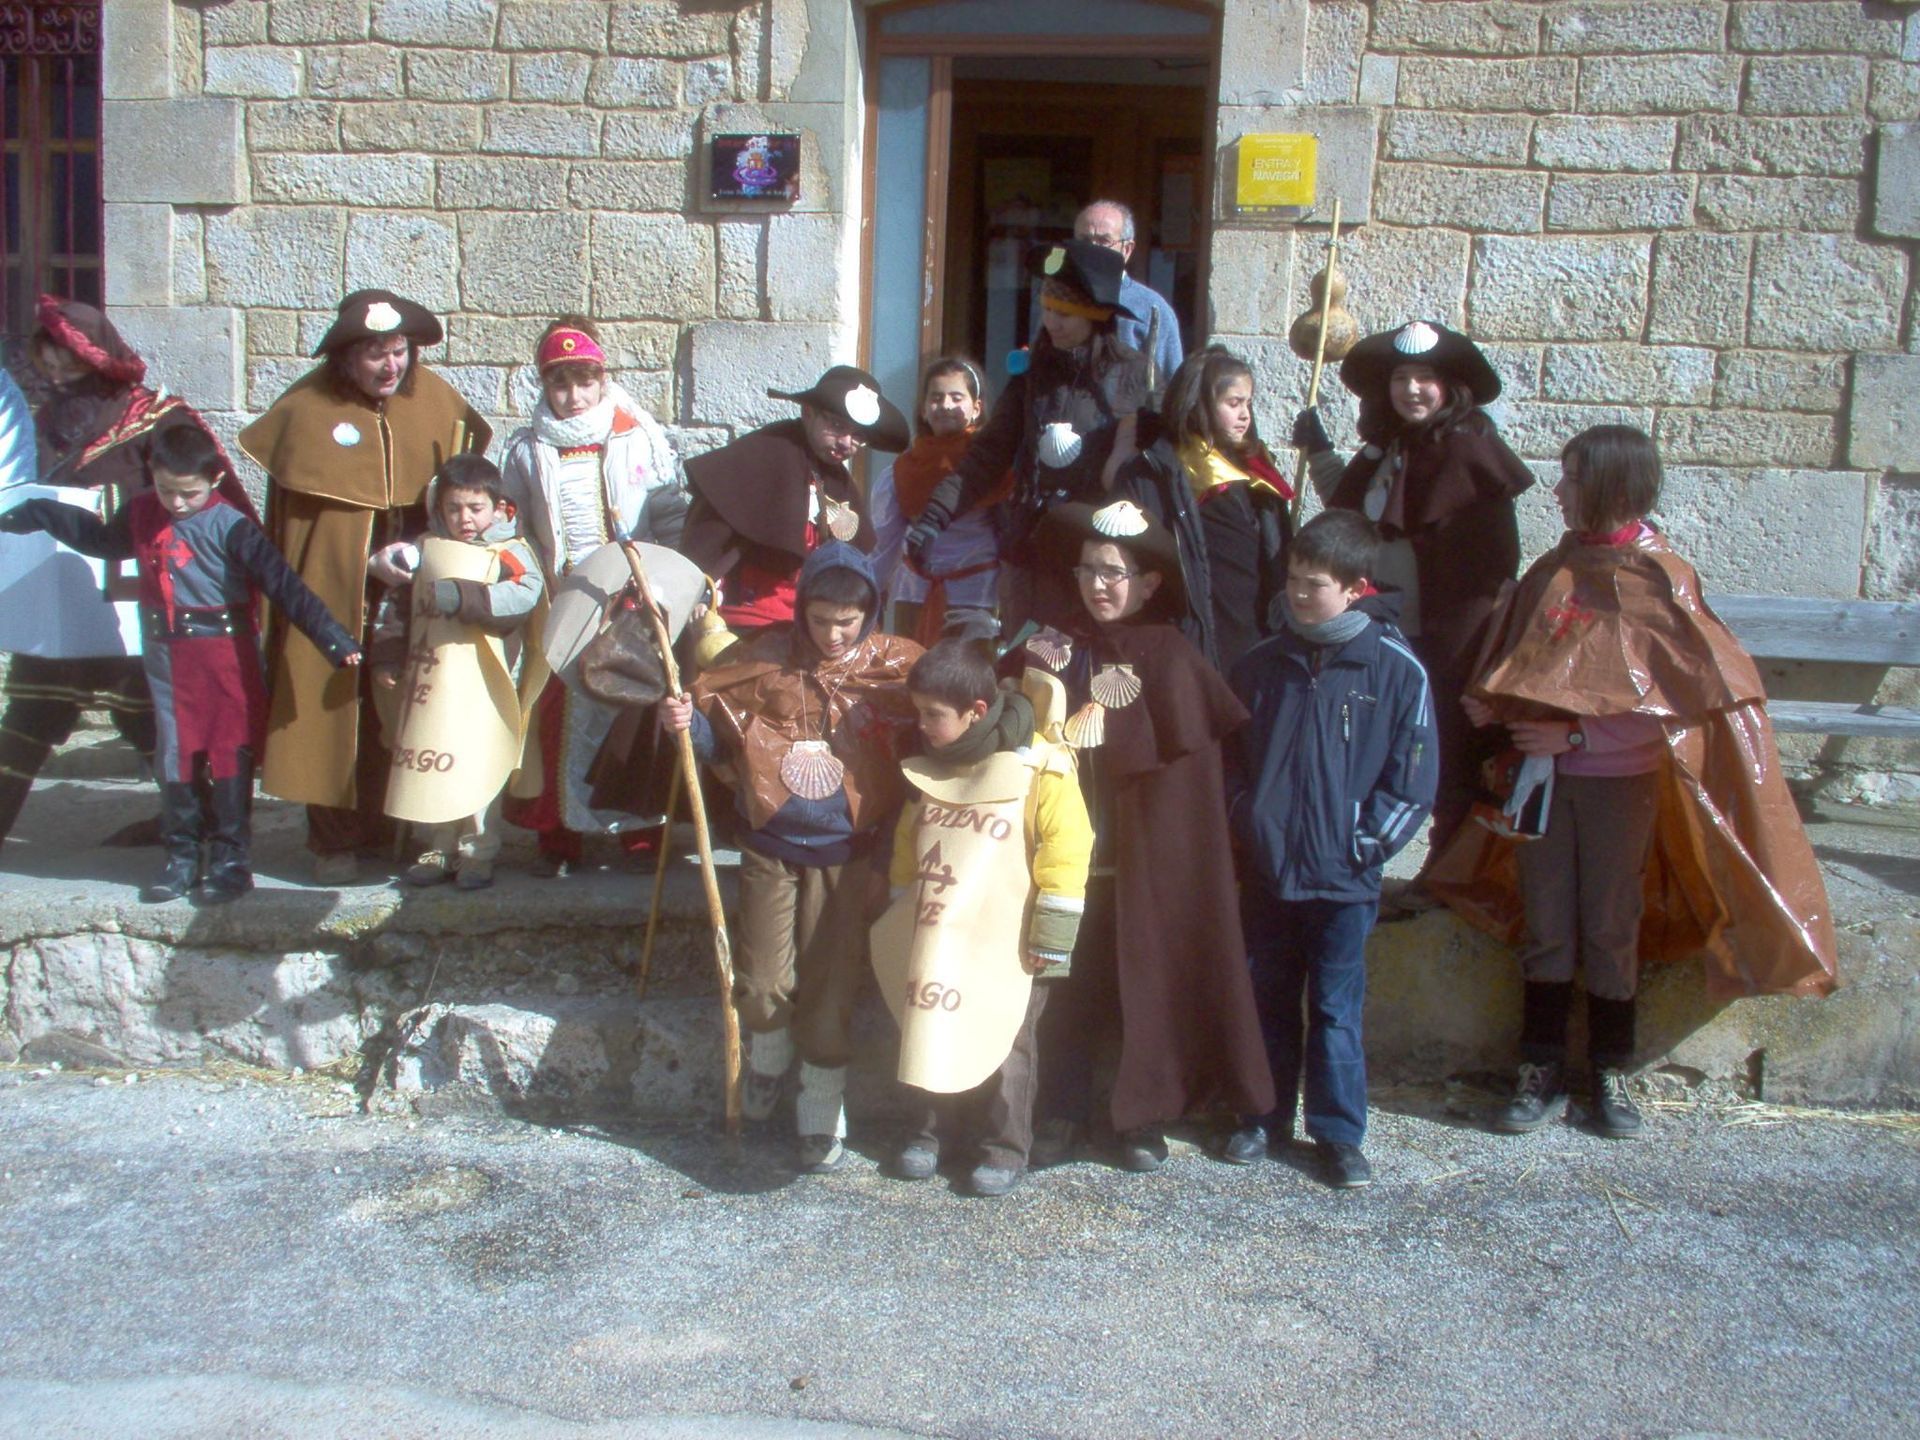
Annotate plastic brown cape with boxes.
[1424,529,1839,1002]
[241,366,489,809]
[692,626,922,831]
[680,419,873,575]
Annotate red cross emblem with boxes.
[1545,597,1595,642]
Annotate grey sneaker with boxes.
[968,1163,1022,1197]
[404,853,453,887]
[894,1140,939,1181]
[797,1134,845,1174]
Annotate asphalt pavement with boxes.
[0,1065,1915,1439]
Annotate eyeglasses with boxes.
[1072,563,1140,586]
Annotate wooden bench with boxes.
[1712,596,1920,738]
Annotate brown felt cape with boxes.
[1049,622,1277,1132]
[680,419,873,580]
[241,366,489,809]
[1424,529,1839,1002]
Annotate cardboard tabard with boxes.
[385,536,540,824]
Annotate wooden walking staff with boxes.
[635,761,681,1000]
[620,541,742,1135]
[1287,195,1358,526]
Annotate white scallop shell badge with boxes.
[364,301,402,333]
[332,422,362,447]
[843,384,881,427]
[1091,500,1150,538]
[1036,421,1083,469]
[1043,246,1067,275]
[1394,321,1440,355]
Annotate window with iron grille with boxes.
[2,2,104,354]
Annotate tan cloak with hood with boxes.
[241,365,488,809]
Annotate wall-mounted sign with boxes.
[710,132,801,201]
[1234,133,1317,214]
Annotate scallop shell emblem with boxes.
[1036,421,1083,469]
[364,301,402,333]
[1026,627,1074,672]
[821,496,860,542]
[843,384,882,427]
[1090,500,1149,538]
[332,422,362,447]
[1063,702,1106,749]
[1393,321,1440,355]
[1043,246,1067,276]
[780,739,846,800]
[1090,664,1142,710]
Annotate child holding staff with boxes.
[1440,425,1838,1137]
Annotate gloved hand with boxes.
[904,500,953,565]
[431,578,462,616]
[0,506,38,534]
[1292,406,1333,455]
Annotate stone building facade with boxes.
[95,0,1920,777]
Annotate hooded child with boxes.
[905,242,1153,637]
[240,289,491,882]
[660,543,922,1173]
[0,421,361,904]
[1428,425,1837,1140]
[0,296,256,849]
[868,355,1010,647]
[370,455,545,892]
[1019,499,1276,1174]
[1296,320,1532,865]
[680,365,909,635]
[496,316,688,877]
[1222,509,1437,1188]
[872,639,1092,1197]
[1118,344,1293,671]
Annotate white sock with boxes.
[748,1026,794,1079]
[795,1062,847,1138]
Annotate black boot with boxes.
[1588,994,1644,1139]
[197,764,255,906]
[1495,981,1573,1133]
[140,782,202,903]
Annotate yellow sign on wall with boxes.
[1235,133,1318,212]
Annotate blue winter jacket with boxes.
[1224,596,1438,903]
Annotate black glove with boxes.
[0,506,39,534]
[904,500,953,565]
[1291,406,1333,456]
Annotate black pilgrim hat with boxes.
[767,364,911,452]
[311,289,444,357]
[1042,498,1186,614]
[1029,240,1139,322]
[1339,320,1502,408]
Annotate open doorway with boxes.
[863,1,1217,416]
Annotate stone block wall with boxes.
[1212,0,1920,785]
[103,0,853,475]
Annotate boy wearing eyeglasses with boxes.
[1017,499,1276,1176]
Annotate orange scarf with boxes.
[890,427,1013,519]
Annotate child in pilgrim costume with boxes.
[1,422,362,904]
[1119,344,1293,672]
[495,316,687,877]
[904,241,1153,637]
[659,543,922,1174]
[241,290,490,884]
[680,366,909,635]
[872,638,1092,1197]
[1295,320,1531,879]
[1432,426,1837,1138]
[369,455,545,892]
[1020,498,1275,1174]
[1222,509,1437,1187]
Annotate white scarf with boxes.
[533,390,617,450]
[524,383,682,562]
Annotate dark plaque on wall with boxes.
[710,133,802,201]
